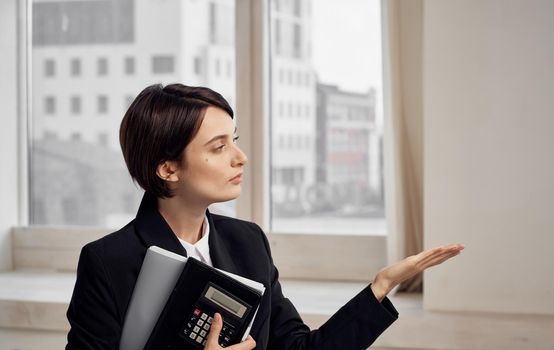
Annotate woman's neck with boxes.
[157,196,207,245]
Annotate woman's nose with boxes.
[232,145,248,167]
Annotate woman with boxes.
[65,83,464,350]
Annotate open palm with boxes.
[372,243,465,301]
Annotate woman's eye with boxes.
[233,135,239,143]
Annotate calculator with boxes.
[180,283,251,348]
[144,258,263,350]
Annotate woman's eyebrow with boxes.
[203,126,238,146]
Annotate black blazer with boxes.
[66,193,398,349]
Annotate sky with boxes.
[311,0,383,94]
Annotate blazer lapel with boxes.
[207,210,239,275]
[134,192,188,257]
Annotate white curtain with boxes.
[382,0,424,293]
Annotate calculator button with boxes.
[200,330,207,337]
[198,320,204,327]
[196,337,203,344]
[201,313,208,320]
[203,323,210,331]
[207,316,213,323]
[194,309,201,316]
[189,333,196,340]
[202,340,207,346]
[194,326,200,333]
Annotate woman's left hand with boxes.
[371,243,465,301]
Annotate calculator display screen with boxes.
[204,286,247,318]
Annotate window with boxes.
[226,60,232,78]
[33,0,134,46]
[209,2,234,46]
[194,56,202,75]
[152,55,174,74]
[43,130,58,140]
[215,58,221,77]
[70,58,81,76]
[44,59,55,77]
[44,96,56,114]
[71,132,82,142]
[70,96,82,115]
[124,56,135,75]
[270,0,385,234]
[97,95,108,114]
[97,57,108,76]
[29,0,237,227]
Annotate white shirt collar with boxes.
[177,215,212,267]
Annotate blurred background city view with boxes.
[30,0,385,235]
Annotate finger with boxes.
[415,246,445,261]
[421,250,461,270]
[417,244,464,267]
[413,246,448,269]
[205,312,223,347]
[226,335,256,350]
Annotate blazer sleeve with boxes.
[258,229,399,350]
[66,244,122,350]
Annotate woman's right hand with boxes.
[204,313,256,350]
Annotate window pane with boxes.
[44,59,55,77]
[124,56,135,75]
[151,55,175,74]
[270,0,386,235]
[70,58,81,76]
[30,0,237,227]
[97,57,108,76]
[70,95,81,115]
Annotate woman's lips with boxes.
[229,173,243,183]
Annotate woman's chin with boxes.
[215,188,241,202]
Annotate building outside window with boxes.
[270,0,385,234]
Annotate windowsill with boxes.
[12,226,387,281]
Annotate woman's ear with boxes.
[156,161,180,182]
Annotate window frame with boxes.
[234,0,387,281]
[9,0,389,281]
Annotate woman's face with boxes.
[173,106,248,205]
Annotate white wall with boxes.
[424,0,554,314]
[0,0,19,271]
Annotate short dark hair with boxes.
[119,83,234,198]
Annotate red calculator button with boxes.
[194,309,201,316]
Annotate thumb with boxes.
[206,312,223,347]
